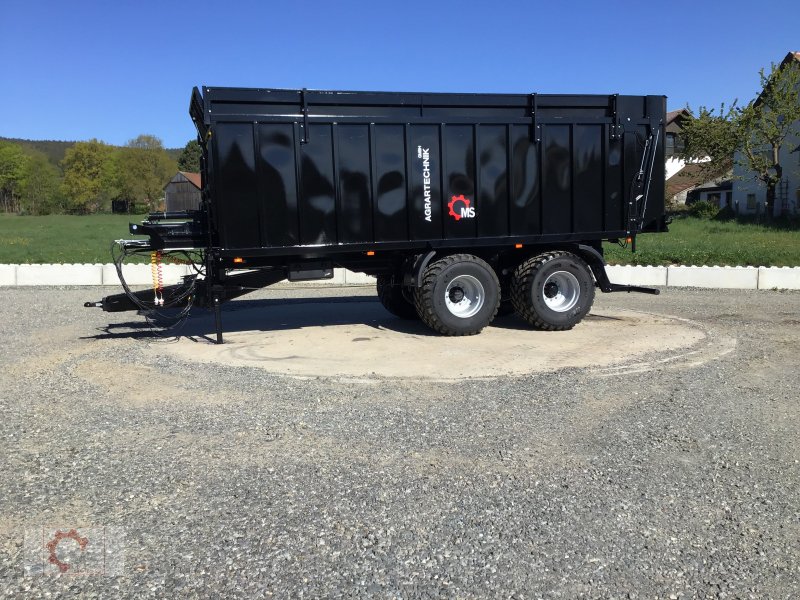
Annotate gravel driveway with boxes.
[1,286,798,598]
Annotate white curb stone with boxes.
[344,270,377,285]
[328,269,347,284]
[0,264,16,286]
[101,264,193,286]
[758,267,800,290]
[606,265,668,286]
[667,265,758,289]
[2,264,799,291]
[15,264,103,286]
[102,264,149,286]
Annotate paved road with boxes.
[1,286,798,598]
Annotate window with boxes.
[674,135,685,155]
[666,133,675,158]
[707,193,721,206]
[665,133,685,158]
[746,193,757,210]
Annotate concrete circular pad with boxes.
[158,298,711,381]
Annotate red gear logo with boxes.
[46,529,89,573]
[448,194,471,221]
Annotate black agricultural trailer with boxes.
[87,86,668,342]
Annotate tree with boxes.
[126,134,165,150]
[60,139,116,213]
[680,56,800,220]
[737,58,800,219]
[177,140,201,172]
[19,150,62,215]
[117,134,176,211]
[0,141,28,212]
[678,103,740,178]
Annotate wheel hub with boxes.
[449,287,465,303]
[541,271,580,313]
[444,275,485,318]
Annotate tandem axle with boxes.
[85,213,658,344]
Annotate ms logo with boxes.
[448,195,475,221]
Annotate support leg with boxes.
[213,294,223,344]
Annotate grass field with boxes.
[1,213,799,266]
[0,214,147,264]
[603,216,800,266]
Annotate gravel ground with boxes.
[1,285,799,598]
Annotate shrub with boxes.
[688,200,719,219]
[714,205,736,221]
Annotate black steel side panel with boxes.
[201,87,666,253]
[256,123,299,246]
[373,125,407,241]
[214,123,260,249]
[509,124,540,236]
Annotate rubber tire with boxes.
[510,251,595,331]
[414,254,500,336]
[376,274,419,319]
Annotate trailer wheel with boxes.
[376,274,418,319]
[511,251,595,330]
[414,254,500,336]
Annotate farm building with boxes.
[164,171,201,212]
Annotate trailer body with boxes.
[190,87,665,263]
[89,85,668,340]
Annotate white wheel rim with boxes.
[444,275,485,318]
[542,271,580,313]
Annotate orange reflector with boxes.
[626,237,633,244]
[233,257,244,264]
[366,251,375,256]
[514,243,523,249]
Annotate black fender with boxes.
[402,250,437,288]
[575,244,613,292]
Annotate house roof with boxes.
[693,178,732,192]
[782,51,800,66]
[179,171,201,189]
[164,171,202,191]
[665,163,711,198]
[665,108,691,135]
[666,109,691,124]
[752,51,800,107]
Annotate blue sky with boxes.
[2,0,797,149]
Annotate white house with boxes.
[732,51,800,217]
[665,109,690,180]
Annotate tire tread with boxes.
[414,254,499,336]
[510,251,590,331]
[376,274,418,319]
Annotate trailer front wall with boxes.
[204,90,664,252]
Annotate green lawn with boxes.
[1,213,799,266]
[0,214,147,263]
[604,217,800,267]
